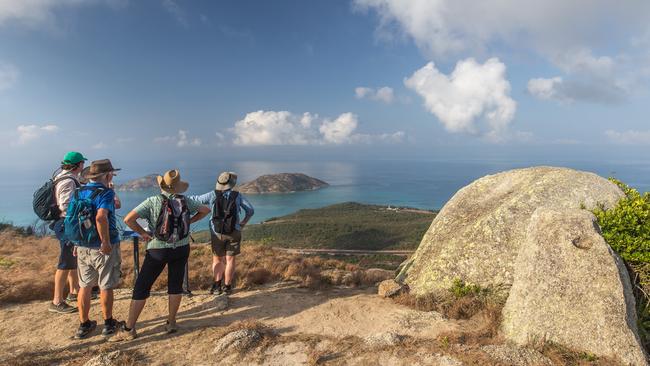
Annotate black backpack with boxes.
[211,190,239,234]
[33,171,80,221]
[154,194,191,243]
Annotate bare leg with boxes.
[53,269,69,304]
[168,294,182,325]
[224,256,236,285]
[212,255,225,282]
[126,299,147,329]
[68,270,79,295]
[100,289,114,320]
[78,286,92,322]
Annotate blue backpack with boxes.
[64,186,104,245]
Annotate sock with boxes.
[81,320,92,327]
[104,318,114,325]
[215,279,222,287]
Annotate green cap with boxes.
[61,151,87,165]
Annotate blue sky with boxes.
[1,0,650,171]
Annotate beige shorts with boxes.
[76,244,122,290]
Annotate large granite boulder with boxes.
[502,208,647,366]
[398,166,624,294]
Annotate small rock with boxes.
[84,351,121,366]
[481,344,552,366]
[364,332,403,347]
[364,268,394,284]
[377,279,405,298]
[213,329,262,354]
[211,294,228,311]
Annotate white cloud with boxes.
[355,86,395,104]
[92,142,107,149]
[16,124,59,144]
[605,130,650,145]
[319,113,358,144]
[0,62,18,91]
[154,130,201,148]
[404,58,516,138]
[162,0,188,27]
[0,0,124,28]
[231,110,404,146]
[355,0,650,103]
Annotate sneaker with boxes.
[66,293,78,302]
[102,318,119,337]
[164,320,178,334]
[48,301,76,314]
[223,284,233,295]
[74,320,97,339]
[209,281,222,295]
[109,323,137,342]
[182,289,193,297]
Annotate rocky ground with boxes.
[0,282,560,366]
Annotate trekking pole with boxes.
[122,230,140,287]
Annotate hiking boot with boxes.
[48,301,76,314]
[102,318,119,337]
[66,293,78,302]
[74,320,97,339]
[109,323,137,342]
[223,284,233,296]
[209,281,222,295]
[164,320,178,334]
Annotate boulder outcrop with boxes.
[398,166,624,294]
[501,208,647,365]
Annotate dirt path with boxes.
[0,283,466,365]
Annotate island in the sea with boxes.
[237,173,329,194]
[115,174,159,191]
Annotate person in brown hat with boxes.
[113,169,210,341]
[70,159,123,339]
[191,171,254,296]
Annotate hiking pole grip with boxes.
[133,236,140,287]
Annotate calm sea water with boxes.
[2,159,649,231]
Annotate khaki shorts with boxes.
[76,244,122,290]
[211,230,242,257]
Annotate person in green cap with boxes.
[49,151,87,314]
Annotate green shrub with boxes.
[449,278,482,298]
[592,178,650,349]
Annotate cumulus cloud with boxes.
[605,130,650,145]
[0,62,18,91]
[404,58,516,137]
[0,0,125,28]
[355,0,650,103]
[355,86,395,103]
[16,124,59,144]
[231,110,404,146]
[154,130,201,148]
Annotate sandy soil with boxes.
[0,282,471,365]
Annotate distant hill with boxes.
[194,202,436,250]
[238,173,328,194]
[115,174,159,191]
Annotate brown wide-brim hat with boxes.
[84,159,121,179]
[157,169,189,194]
[216,171,237,191]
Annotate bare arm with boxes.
[190,205,211,224]
[124,210,152,242]
[96,208,112,255]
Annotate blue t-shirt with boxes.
[76,182,120,247]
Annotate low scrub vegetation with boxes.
[0,227,388,305]
[198,202,435,250]
[592,178,650,349]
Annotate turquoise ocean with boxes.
[2,159,649,232]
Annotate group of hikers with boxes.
[36,151,254,341]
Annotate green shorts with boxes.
[210,230,241,257]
